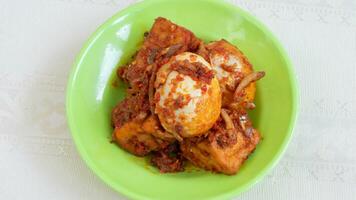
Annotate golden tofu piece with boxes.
[180,110,260,175]
[113,115,170,156]
[120,17,201,90]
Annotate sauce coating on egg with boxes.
[154,52,221,138]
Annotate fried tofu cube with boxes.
[121,17,201,90]
[180,111,261,175]
[113,115,169,156]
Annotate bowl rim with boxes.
[66,0,299,199]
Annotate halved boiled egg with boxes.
[206,39,257,107]
[154,52,221,138]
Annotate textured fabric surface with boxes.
[0,0,355,199]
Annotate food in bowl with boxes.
[154,52,221,138]
[111,17,265,174]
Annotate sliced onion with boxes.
[148,64,158,114]
[234,71,265,101]
[151,130,176,142]
[135,112,148,121]
[164,44,182,58]
[147,48,158,65]
[221,109,234,130]
[244,102,256,110]
[171,131,183,142]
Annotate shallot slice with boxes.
[151,130,176,142]
[221,109,235,130]
[148,64,158,114]
[234,71,265,101]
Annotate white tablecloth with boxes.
[1,0,355,199]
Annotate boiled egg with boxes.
[154,52,221,138]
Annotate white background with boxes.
[0,0,355,199]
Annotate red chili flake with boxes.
[189,54,197,61]
[201,85,207,93]
[154,92,161,103]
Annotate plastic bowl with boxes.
[66,0,298,199]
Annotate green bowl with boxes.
[66,0,298,199]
